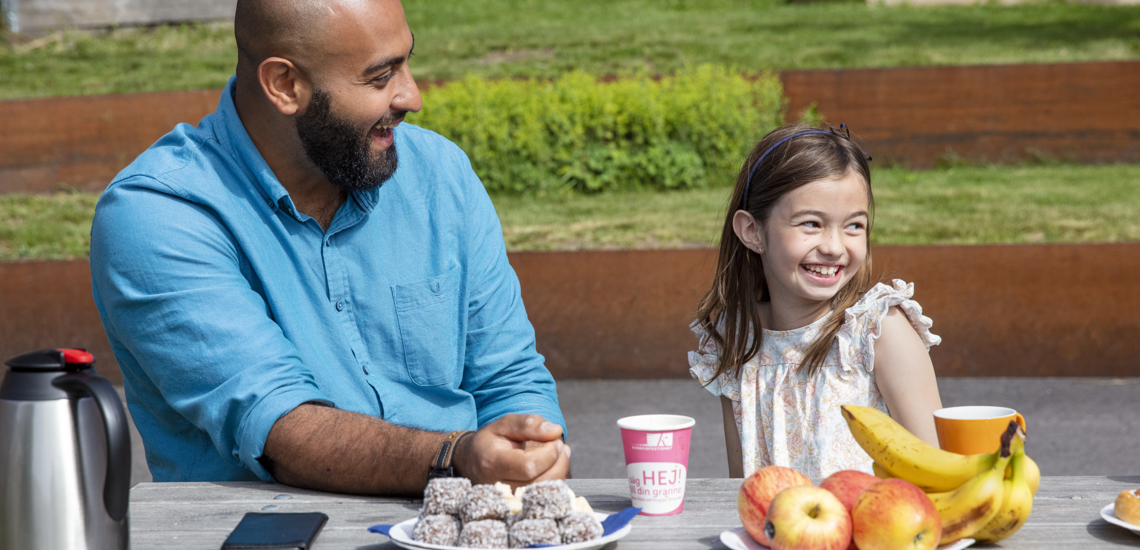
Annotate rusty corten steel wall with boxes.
[0,89,224,194]
[3,244,1138,385]
[4,61,1140,193]
[780,61,1140,168]
[0,260,121,384]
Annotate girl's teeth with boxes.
[806,266,838,277]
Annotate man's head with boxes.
[234,0,422,192]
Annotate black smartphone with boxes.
[221,512,329,549]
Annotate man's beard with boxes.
[295,88,399,193]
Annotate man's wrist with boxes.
[448,431,476,480]
[427,430,474,480]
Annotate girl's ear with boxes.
[732,210,764,253]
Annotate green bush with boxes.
[409,66,785,194]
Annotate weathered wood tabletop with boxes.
[130,476,1140,549]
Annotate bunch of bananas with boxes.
[841,405,1038,545]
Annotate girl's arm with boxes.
[873,306,944,447]
[720,396,745,477]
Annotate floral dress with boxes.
[688,279,941,479]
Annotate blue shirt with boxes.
[89,77,565,482]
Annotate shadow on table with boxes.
[354,543,398,550]
[1107,476,1140,485]
[699,534,729,548]
[1085,518,1137,545]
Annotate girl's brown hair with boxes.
[695,123,875,380]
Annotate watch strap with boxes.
[428,430,473,479]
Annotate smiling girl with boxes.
[690,124,944,479]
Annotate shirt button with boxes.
[431,280,441,294]
[362,365,369,375]
[335,300,345,311]
[325,240,330,247]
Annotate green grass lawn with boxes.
[0,192,100,260]
[4,163,1137,261]
[2,0,1138,99]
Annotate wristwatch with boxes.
[428,430,474,479]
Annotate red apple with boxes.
[821,469,880,511]
[764,486,853,550]
[738,466,813,546]
[821,470,881,550]
[851,479,941,550]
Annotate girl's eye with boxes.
[802,221,820,229]
[847,222,865,231]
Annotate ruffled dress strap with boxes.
[835,279,941,373]
[688,321,742,401]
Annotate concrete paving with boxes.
[124,377,1140,486]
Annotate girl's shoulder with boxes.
[837,279,942,372]
[688,319,744,400]
[849,280,934,321]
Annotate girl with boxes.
[689,123,944,479]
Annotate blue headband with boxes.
[740,124,871,211]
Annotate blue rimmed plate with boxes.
[372,509,636,550]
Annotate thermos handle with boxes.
[52,372,131,522]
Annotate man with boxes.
[89,0,570,495]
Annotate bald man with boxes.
[89,0,570,495]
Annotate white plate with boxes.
[719,527,974,550]
[388,512,631,550]
[1100,503,1140,536]
[719,527,768,550]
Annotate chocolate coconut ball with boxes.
[462,484,511,523]
[459,519,509,548]
[423,477,472,516]
[509,518,560,548]
[414,514,461,546]
[559,512,603,544]
[521,480,573,520]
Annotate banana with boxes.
[1001,441,1039,496]
[841,405,997,492]
[926,423,1019,545]
[871,461,894,480]
[973,436,1034,544]
[1023,454,1040,496]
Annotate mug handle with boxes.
[52,371,131,522]
[1013,412,1027,435]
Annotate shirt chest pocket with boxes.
[391,267,462,387]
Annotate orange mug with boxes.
[933,406,1026,455]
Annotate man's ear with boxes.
[732,210,764,253]
[258,57,310,116]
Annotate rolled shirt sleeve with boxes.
[91,180,332,480]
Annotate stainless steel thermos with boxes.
[0,349,130,549]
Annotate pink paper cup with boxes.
[616,414,695,516]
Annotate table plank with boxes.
[129,477,1140,549]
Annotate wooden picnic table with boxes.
[131,476,1140,548]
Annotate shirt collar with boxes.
[211,75,382,216]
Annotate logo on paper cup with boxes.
[634,432,673,450]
